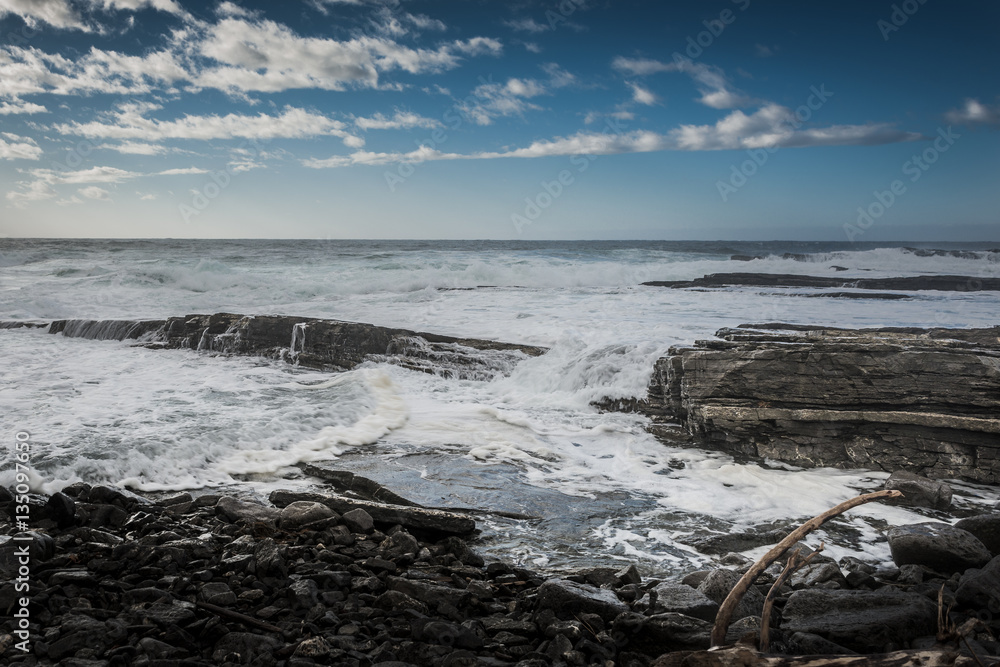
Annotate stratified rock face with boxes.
[646,324,1000,484]
[39,312,546,380]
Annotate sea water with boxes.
[1,239,998,575]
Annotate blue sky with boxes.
[0,0,997,240]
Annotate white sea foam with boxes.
[2,239,998,574]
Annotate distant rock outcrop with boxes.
[643,273,1000,291]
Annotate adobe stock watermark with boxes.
[672,0,751,63]
[716,85,833,202]
[178,138,268,223]
[844,126,959,242]
[877,0,929,41]
[510,116,629,234]
[535,0,587,33]
[5,22,39,47]
[11,430,33,654]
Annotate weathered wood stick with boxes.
[653,645,976,667]
[196,600,283,634]
[759,545,823,652]
[710,489,902,647]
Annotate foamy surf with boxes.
[2,239,999,575]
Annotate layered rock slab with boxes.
[645,323,1000,483]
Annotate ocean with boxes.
[2,238,999,576]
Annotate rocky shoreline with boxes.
[3,480,1000,666]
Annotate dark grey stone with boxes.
[887,522,992,573]
[216,496,280,524]
[536,579,627,621]
[955,514,1000,557]
[955,555,1000,611]
[278,500,336,531]
[781,589,937,652]
[696,569,764,621]
[639,583,718,621]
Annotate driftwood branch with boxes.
[653,645,981,667]
[759,545,823,653]
[196,600,283,634]
[710,489,902,647]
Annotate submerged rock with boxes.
[883,470,953,510]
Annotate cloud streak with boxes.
[305,104,923,168]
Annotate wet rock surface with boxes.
[644,323,1000,483]
[3,485,1000,666]
[30,312,547,380]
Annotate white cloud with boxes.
[504,17,549,33]
[612,55,756,109]
[193,17,499,94]
[0,98,47,115]
[611,56,672,76]
[459,78,544,125]
[90,0,187,15]
[524,42,541,54]
[305,105,923,168]
[0,14,498,102]
[945,98,1000,127]
[354,110,442,131]
[6,179,56,205]
[405,13,446,31]
[451,37,502,57]
[97,141,168,155]
[158,167,209,175]
[458,64,574,125]
[0,0,87,31]
[137,191,157,200]
[78,185,111,200]
[0,132,42,160]
[629,82,657,105]
[227,158,262,173]
[55,106,362,146]
[0,0,187,33]
[0,45,188,98]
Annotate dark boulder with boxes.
[639,583,718,622]
[954,514,1000,557]
[696,569,764,621]
[781,589,937,652]
[536,579,628,621]
[887,522,992,572]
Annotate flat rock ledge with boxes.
[3,313,546,380]
[642,273,1000,292]
[3,484,1000,666]
[644,323,1000,483]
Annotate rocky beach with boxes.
[2,475,1000,666]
